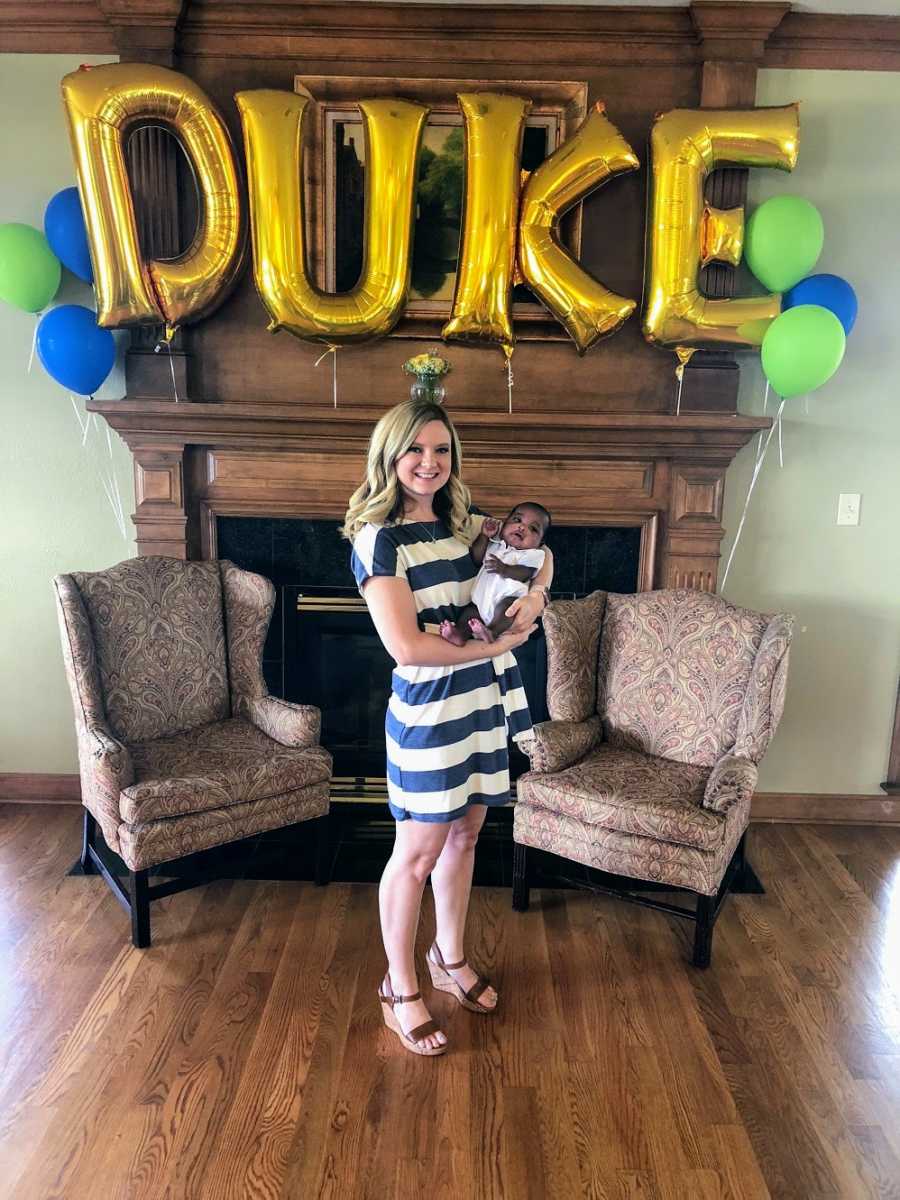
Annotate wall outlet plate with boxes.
[837,493,861,526]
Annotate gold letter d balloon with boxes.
[61,63,245,336]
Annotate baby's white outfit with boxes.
[471,538,546,624]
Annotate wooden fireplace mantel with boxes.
[90,398,768,594]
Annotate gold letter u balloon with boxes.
[236,90,428,346]
[60,63,245,334]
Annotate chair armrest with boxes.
[86,724,134,788]
[703,754,758,814]
[245,695,321,749]
[520,716,601,775]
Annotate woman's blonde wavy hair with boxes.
[341,400,473,543]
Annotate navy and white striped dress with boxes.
[351,517,533,822]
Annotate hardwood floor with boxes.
[2,804,899,1199]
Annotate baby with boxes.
[440,502,551,645]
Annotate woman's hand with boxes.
[490,623,538,656]
[505,588,545,633]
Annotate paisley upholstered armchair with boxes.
[54,556,332,947]
[513,589,793,967]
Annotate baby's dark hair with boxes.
[509,502,552,535]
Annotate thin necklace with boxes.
[417,519,439,542]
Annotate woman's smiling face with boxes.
[395,419,453,507]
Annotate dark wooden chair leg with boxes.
[730,832,765,894]
[692,894,716,968]
[129,869,151,949]
[80,809,98,875]
[314,813,331,886]
[512,841,530,912]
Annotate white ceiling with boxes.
[362,0,900,15]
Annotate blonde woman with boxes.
[343,400,552,1056]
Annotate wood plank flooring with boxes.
[1,803,899,1199]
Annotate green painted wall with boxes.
[1,59,897,794]
[722,69,900,794]
[0,54,133,775]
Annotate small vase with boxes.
[409,377,446,405]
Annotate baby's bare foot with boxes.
[440,619,466,646]
[468,617,495,643]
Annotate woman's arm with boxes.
[363,576,535,668]
[505,546,554,632]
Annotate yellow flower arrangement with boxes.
[402,347,451,378]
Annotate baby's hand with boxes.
[481,516,501,538]
[484,554,507,576]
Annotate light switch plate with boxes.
[837,493,861,526]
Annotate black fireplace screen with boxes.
[217,517,640,781]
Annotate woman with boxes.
[342,400,552,1056]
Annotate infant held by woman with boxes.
[440,502,551,646]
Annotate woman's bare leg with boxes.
[429,804,498,1009]
[379,818,452,1049]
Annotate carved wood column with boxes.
[131,443,190,558]
[660,461,727,592]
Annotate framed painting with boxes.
[294,76,589,341]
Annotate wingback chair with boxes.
[513,589,792,967]
[54,556,333,948]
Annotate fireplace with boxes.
[217,516,642,790]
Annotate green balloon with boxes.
[0,222,62,313]
[745,195,824,293]
[761,305,845,398]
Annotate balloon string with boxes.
[154,337,180,402]
[721,398,786,591]
[166,340,179,403]
[505,355,514,415]
[756,379,771,470]
[804,393,809,416]
[778,406,784,469]
[71,391,128,539]
[27,314,39,374]
[314,345,339,408]
[675,366,685,416]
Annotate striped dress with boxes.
[351,517,533,822]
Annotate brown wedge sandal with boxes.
[427,942,497,1014]
[378,973,447,1057]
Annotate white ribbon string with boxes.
[721,398,786,591]
[675,369,685,416]
[154,337,180,402]
[27,314,38,374]
[506,356,514,415]
[71,391,128,538]
[756,379,772,470]
[166,340,179,403]
[778,406,784,468]
[314,346,339,408]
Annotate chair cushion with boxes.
[121,717,332,823]
[518,744,728,853]
[513,802,745,897]
[117,778,331,872]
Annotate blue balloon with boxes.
[44,187,93,283]
[783,273,857,335]
[37,305,115,395]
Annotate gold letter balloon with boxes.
[60,62,245,335]
[236,90,428,346]
[643,104,800,352]
[442,93,530,357]
[518,103,639,355]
